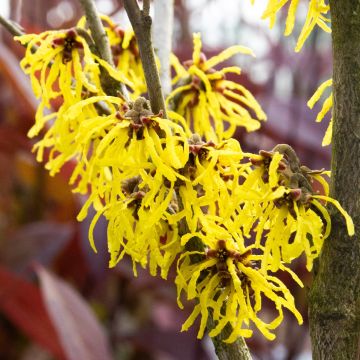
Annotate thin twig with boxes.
[75,27,97,52]
[79,0,114,65]
[123,0,167,116]
[0,14,24,37]
[0,15,40,53]
[79,0,129,100]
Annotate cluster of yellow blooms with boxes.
[16,8,353,344]
[167,33,266,141]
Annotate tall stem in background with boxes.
[153,0,174,96]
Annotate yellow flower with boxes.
[15,29,102,138]
[260,0,331,52]
[33,94,189,203]
[82,176,181,278]
[307,78,333,146]
[167,33,266,141]
[168,135,252,234]
[176,237,303,342]
[246,146,354,271]
[65,97,191,272]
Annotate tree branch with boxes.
[79,0,114,65]
[78,0,129,100]
[153,0,174,96]
[0,14,24,37]
[208,319,252,360]
[123,0,167,116]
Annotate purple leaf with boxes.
[36,266,113,360]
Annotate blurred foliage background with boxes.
[0,0,331,359]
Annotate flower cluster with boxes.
[74,97,190,277]
[177,239,302,341]
[167,33,266,141]
[16,29,102,139]
[245,145,354,271]
[171,141,353,341]
[16,10,354,346]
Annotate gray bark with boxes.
[308,1,360,359]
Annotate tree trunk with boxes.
[308,1,360,359]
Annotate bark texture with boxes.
[308,1,360,359]
[207,318,252,360]
[123,0,167,116]
[79,0,129,99]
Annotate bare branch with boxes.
[123,0,167,116]
[78,0,129,100]
[153,0,174,96]
[78,0,114,65]
[209,320,252,360]
[75,27,97,52]
[0,14,24,37]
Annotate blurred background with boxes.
[0,0,332,359]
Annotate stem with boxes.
[123,0,167,116]
[0,14,24,36]
[308,1,360,359]
[79,0,114,65]
[153,0,174,96]
[208,319,252,360]
[78,0,129,100]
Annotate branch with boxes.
[78,0,129,100]
[208,319,252,360]
[123,0,167,116]
[0,14,24,37]
[153,0,174,96]
[143,0,150,16]
[79,0,114,65]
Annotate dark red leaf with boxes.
[0,265,65,359]
[36,266,113,360]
